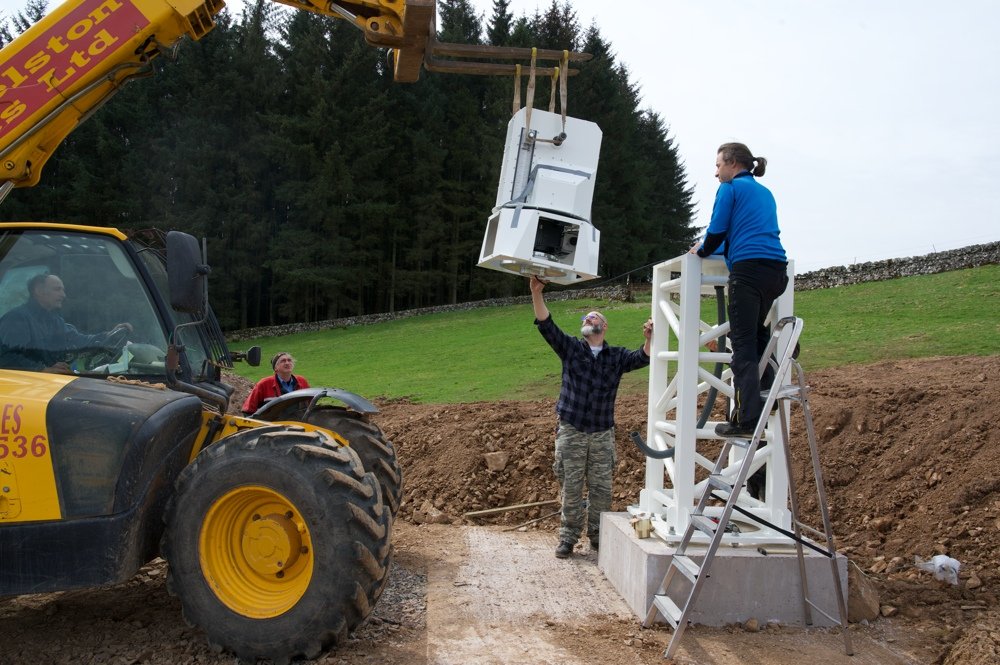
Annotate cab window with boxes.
[0,229,169,376]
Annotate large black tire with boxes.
[161,426,392,664]
[291,407,403,519]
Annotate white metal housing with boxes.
[636,253,796,545]
[477,107,602,285]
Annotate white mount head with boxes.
[477,108,602,285]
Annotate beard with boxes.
[581,324,603,337]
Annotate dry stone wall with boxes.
[794,241,999,290]
[227,284,633,342]
[227,242,998,341]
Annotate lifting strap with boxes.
[548,65,559,112]
[512,48,569,136]
[543,50,570,128]
[559,49,569,132]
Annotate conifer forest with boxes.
[0,0,697,330]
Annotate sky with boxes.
[2,1,998,272]
[467,0,1000,272]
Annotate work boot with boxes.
[555,541,574,559]
[715,420,757,438]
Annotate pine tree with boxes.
[486,0,514,47]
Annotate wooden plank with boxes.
[463,499,559,518]
[429,41,592,62]
[425,57,579,77]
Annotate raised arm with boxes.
[529,276,550,321]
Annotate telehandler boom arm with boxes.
[0,0,588,194]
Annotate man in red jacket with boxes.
[241,351,310,415]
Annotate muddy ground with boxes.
[1,355,997,664]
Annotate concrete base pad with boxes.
[598,512,847,627]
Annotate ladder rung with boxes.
[707,474,734,493]
[792,520,826,540]
[768,385,801,400]
[690,515,718,538]
[671,554,701,582]
[653,594,682,628]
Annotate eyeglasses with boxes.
[581,313,606,324]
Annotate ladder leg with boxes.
[796,364,853,656]
[778,402,814,625]
[651,435,765,659]
[666,435,765,657]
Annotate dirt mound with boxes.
[373,355,1000,662]
[378,357,998,570]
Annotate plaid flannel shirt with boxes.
[535,314,650,433]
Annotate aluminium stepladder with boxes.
[643,316,853,659]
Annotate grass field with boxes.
[228,264,999,404]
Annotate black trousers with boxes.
[727,260,789,426]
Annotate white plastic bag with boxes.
[914,554,960,585]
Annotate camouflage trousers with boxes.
[553,421,616,544]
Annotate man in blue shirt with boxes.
[530,275,652,558]
[691,142,789,437]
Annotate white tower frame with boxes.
[635,253,796,545]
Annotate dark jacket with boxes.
[0,300,106,370]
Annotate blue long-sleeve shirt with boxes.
[534,314,650,432]
[698,171,786,269]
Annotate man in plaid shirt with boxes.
[530,275,652,558]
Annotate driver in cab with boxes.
[0,272,132,373]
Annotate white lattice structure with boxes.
[634,253,796,545]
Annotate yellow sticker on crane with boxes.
[0,370,76,522]
[0,0,150,139]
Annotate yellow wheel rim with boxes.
[199,485,314,618]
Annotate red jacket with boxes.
[242,374,310,414]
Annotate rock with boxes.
[744,618,760,632]
[880,605,898,617]
[966,572,982,590]
[412,500,451,525]
[870,516,894,533]
[483,451,510,472]
[848,561,880,622]
[926,469,941,487]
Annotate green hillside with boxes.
[228,265,999,404]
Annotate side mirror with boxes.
[167,231,210,314]
[231,346,262,367]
